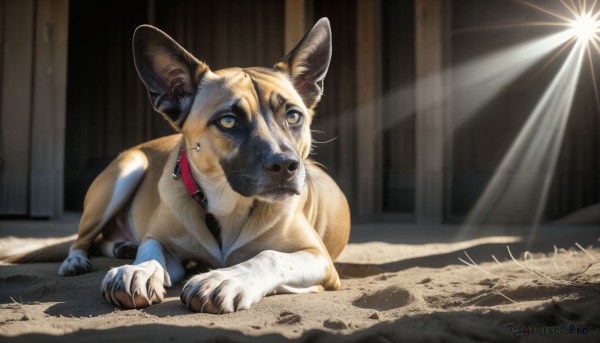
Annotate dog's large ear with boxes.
[133,25,208,129]
[275,18,332,110]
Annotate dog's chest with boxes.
[212,210,247,249]
[195,174,254,252]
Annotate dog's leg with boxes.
[96,213,140,259]
[59,150,148,276]
[98,240,139,259]
[101,239,184,309]
[180,249,339,313]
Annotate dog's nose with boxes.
[263,153,300,178]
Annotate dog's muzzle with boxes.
[222,150,305,201]
[257,152,303,200]
[262,152,300,181]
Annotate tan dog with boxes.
[53,18,349,313]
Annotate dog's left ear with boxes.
[133,25,209,129]
[276,18,332,110]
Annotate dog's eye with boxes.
[286,111,303,126]
[218,115,237,129]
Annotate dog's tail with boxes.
[0,235,75,263]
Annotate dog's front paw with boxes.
[101,261,167,309]
[58,250,91,276]
[180,269,265,314]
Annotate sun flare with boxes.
[570,12,600,42]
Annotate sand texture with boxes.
[1,232,599,342]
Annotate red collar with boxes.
[173,147,208,212]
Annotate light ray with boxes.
[453,22,571,35]
[311,1,598,231]
[520,0,574,22]
[457,40,587,241]
[586,42,600,112]
[453,30,573,128]
[529,36,577,80]
[456,0,598,239]
[561,0,581,18]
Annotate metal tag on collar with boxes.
[172,147,183,179]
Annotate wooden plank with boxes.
[310,0,357,212]
[284,0,305,54]
[441,0,453,222]
[355,0,382,217]
[0,0,34,215]
[415,0,448,224]
[381,0,416,213]
[30,0,69,217]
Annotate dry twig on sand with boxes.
[10,297,31,321]
[507,246,572,285]
[459,251,497,276]
[507,245,600,287]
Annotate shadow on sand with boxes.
[2,295,599,343]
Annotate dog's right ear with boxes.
[275,18,332,110]
[133,25,208,129]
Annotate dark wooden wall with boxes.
[548,51,600,219]
[309,0,358,209]
[65,0,153,210]
[308,0,417,215]
[381,0,415,213]
[155,0,284,70]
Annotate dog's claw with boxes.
[58,253,92,277]
[181,269,264,314]
[101,261,166,309]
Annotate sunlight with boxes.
[458,41,586,241]
[569,12,600,42]
[311,0,598,232]
[453,31,573,128]
[457,1,596,241]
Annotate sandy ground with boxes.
[0,221,599,342]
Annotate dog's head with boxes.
[133,19,331,202]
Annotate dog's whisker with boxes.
[259,202,269,227]
[218,183,228,201]
[207,173,225,186]
[312,136,338,144]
